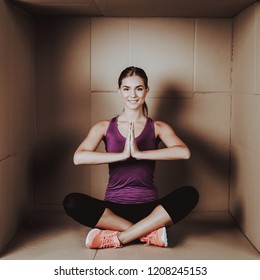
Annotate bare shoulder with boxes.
[154,121,175,135]
[89,120,110,136]
[94,120,110,129]
[154,120,170,128]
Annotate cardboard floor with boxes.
[1,211,260,260]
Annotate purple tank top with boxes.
[103,116,160,204]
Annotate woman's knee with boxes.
[160,186,199,224]
[63,193,79,215]
[176,186,199,208]
[186,186,199,206]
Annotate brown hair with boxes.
[118,66,149,117]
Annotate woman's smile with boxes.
[128,99,139,104]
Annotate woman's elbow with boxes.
[73,152,81,165]
[183,147,191,159]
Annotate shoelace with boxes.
[100,233,120,248]
[143,231,157,246]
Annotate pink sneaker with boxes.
[140,227,168,247]
[85,228,121,249]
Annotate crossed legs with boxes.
[95,205,173,245]
[63,186,199,248]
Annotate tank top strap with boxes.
[147,117,154,128]
[139,117,155,139]
[105,116,118,137]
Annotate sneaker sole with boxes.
[160,227,168,247]
[85,228,100,247]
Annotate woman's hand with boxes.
[122,122,131,159]
[130,122,141,159]
[123,121,140,160]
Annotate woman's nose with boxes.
[130,90,136,97]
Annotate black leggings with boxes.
[63,186,199,228]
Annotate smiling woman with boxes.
[63,66,199,249]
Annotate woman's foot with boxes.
[86,228,122,249]
[140,227,168,247]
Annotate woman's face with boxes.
[118,75,149,111]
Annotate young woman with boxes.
[63,66,199,249]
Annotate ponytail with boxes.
[142,102,148,117]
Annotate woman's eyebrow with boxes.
[122,84,144,88]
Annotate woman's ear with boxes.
[145,86,150,96]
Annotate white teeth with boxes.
[128,100,138,103]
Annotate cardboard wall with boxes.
[231,2,260,252]
[0,1,35,252]
[35,17,91,208]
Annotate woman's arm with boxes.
[73,121,130,165]
[131,121,190,161]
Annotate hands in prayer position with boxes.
[123,122,140,160]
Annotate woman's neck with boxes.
[119,108,146,123]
